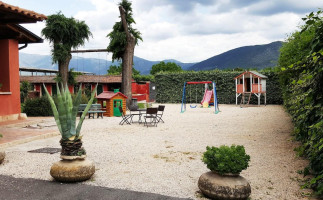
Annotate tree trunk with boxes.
[58,54,72,86]
[119,6,135,107]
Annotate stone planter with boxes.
[50,156,95,182]
[0,149,5,164]
[198,171,251,200]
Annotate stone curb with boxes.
[0,131,60,149]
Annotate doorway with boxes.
[113,99,123,117]
[245,78,251,92]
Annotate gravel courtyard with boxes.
[0,104,312,199]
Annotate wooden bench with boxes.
[78,104,105,119]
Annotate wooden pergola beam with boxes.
[71,49,109,53]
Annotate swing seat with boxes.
[190,105,197,108]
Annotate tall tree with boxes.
[107,0,142,106]
[42,12,92,85]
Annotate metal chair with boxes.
[144,108,158,127]
[119,106,131,125]
[128,104,141,123]
[156,105,165,123]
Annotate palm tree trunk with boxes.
[119,6,135,107]
[59,54,72,86]
[121,40,135,107]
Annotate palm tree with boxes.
[42,12,92,85]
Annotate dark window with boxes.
[52,84,57,96]
[254,78,259,84]
[97,84,103,95]
[74,84,80,94]
[41,85,46,96]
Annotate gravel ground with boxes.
[0,104,313,199]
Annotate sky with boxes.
[5,0,323,63]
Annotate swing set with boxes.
[71,48,110,75]
[180,81,219,114]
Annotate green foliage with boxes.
[202,145,250,175]
[107,0,142,61]
[43,83,97,141]
[107,64,122,75]
[301,9,323,53]
[24,96,53,116]
[278,27,314,69]
[278,9,323,196]
[150,61,183,75]
[155,70,282,104]
[133,74,155,82]
[54,68,79,85]
[81,94,89,104]
[107,63,140,75]
[42,12,92,64]
[280,51,323,195]
[20,81,31,103]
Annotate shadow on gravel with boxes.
[0,175,191,200]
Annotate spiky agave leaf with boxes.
[64,83,73,138]
[75,84,98,139]
[43,84,62,134]
[55,83,71,140]
[69,84,83,140]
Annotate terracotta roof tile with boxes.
[234,71,267,80]
[0,1,47,21]
[76,75,122,83]
[96,91,128,99]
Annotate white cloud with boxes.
[14,0,323,63]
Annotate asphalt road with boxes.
[0,175,191,200]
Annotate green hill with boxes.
[189,41,283,71]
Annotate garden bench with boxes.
[78,104,105,119]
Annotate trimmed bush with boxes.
[202,145,250,175]
[24,96,53,116]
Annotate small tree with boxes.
[20,81,31,103]
[107,0,142,106]
[42,12,92,86]
[107,63,140,76]
[150,61,183,75]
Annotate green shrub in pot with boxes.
[202,145,250,175]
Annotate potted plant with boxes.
[198,145,251,200]
[0,134,5,164]
[44,83,97,182]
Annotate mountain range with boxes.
[19,41,282,75]
[189,41,282,71]
[19,53,195,75]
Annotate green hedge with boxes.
[280,51,323,195]
[155,71,282,104]
[24,96,53,116]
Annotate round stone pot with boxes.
[50,158,95,182]
[198,171,251,200]
[0,149,5,164]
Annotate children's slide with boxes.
[201,90,213,105]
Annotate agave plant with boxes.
[43,83,97,156]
